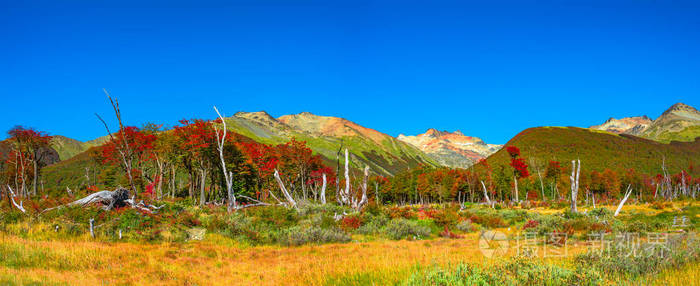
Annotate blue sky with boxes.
[1,0,699,144]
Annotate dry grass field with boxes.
[1,202,698,285]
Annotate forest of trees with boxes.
[3,118,698,210]
[1,97,698,210]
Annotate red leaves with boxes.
[523,220,539,230]
[506,146,521,158]
[173,119,216,156]
[340,216,362,231]
[100,126,156,165]
[510,157,530,178]
[145,181,155,197]
[439,226,463,239]
[507,146,529,179]
[237,141,279,178]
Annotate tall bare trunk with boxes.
[570,159,580,213]
[513,175,518,203]
[32,160,38,196]
[199,168,207,206]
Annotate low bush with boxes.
[456,219,477,233]
[280,226,350,246]
[403,256,602,286]
[356,213,389,235]
[384,218,431,240]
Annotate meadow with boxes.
[1,199,698,285]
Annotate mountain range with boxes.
[397,129,501,168]
[43,102,700,176]
[589,103,700,143]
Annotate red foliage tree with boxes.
[99,126,156,193]
[507,146,529,178]
[5,126,52,197]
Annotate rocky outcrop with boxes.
[398,129,501,168]
[641,103,700,142]
[589,116,652,135]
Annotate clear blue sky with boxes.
[1,0,699,144]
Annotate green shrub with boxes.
[280,226,350,246]
[403,257,603,286]
[247,205,298,228]
[575,232,700,278]
[456,220,478,233]
[431,207,460,227]
[356,213,389,235]
[384,218,431,240]
[297,203,350,217]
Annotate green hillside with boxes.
[225,112,437,176]
[50,135,110,161]
[483,126,700,176]
[641,103,700,143]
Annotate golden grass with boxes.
[1,201,697,285]
[646,262,700,286]
[0,231,590,286]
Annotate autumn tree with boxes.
[273,138,332,204]
[173,119,217,205]
[99,126,156,195]
[6,126,52,197]
[545,161,561,200]
[506,146,529,202]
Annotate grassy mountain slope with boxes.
[642,103,700,143]
[227,111,437,176]
[50,135,110,161]
[483,126,699,175]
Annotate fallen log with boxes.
[42,187,163,213]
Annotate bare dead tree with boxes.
[339,149,351,206]
[89,218,95,238]
[274,169,297,209]
[480,180,493,208]
[213,106,237,211]
[335,142,343,204]
[614,184,633,217]
[354,165,369,210]
[513,175,519,203]
[570,159,581,213]
[320,173,327,204]
[42,187,164,214]
[529,156,546,202]
[334,149,370,211]
[95,89,136,192]
[6,185,26,213]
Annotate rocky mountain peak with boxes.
[424,128,442,137]
[661,102,699,119]
[398,129,501,168]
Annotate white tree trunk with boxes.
[353,166,370,211]
[480,180,492,206]
[89,218,95,238]
[214,106,236,211]
[199,169,207,206]
[513,175,519,203]
[320,173,327,204]
[6,185,26,213]
[342,149,351,205]
[537,170,545,201]
[614,184,633,217]
[274,169,297,208]
[570,159,580,213]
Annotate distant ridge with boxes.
[589,102,700,143]
[398,129,501,168]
